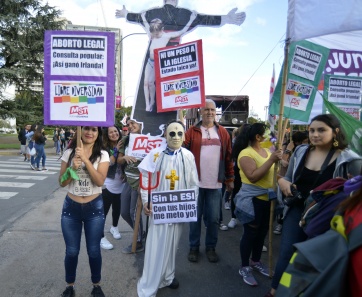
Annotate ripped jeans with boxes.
[240,197,270,266]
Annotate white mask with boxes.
[166,122,184,150]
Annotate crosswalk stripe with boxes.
[0,175,47,180]
[6,159,61,163]
[0,163,59,171]
[0,169,56,174]
[0,182,35,188]
[0,192,18,199]
[0,162,60,170]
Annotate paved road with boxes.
[0,150,281,297]
[0,153,61,235]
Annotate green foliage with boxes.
[0,0,65,126]
[0,0,65,94]
[115,106,132,127]
[247,116,263,124]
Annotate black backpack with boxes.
[276,212,362,297]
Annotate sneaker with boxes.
[110,226,122,239]
[36,168,42,171]
[205,247,219,263]
[228,218,238,229]
[273,224,283,235]
[250,260,271,277]
[100,237,113,250]
[61,286,75,297]
[121,242,144,254]
[30,164,35,170]
[219,223,228,231]
[42,168,48,171]
[188,248,199,262]
[239,266,258,286]
[91,285,105,297]
[224,201,230,210]
[262,245,267,252]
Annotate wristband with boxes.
[111,147,119,158]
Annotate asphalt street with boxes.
[0,150,281,297]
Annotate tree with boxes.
[115,106,132,127]
[0,0,65,100]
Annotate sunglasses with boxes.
[169,131,183,137]
[83,127,98,132]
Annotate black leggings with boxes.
[102,188,121,237]
[240,197,270,266]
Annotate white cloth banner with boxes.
[288,0,362,41]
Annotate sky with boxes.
[44,0,288,120]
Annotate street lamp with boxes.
[116,32,147,98]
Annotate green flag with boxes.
[323,97,362,155]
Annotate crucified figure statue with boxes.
[116,0,246,135]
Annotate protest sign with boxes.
[154,40,205,112]
[151,189,197,224]
[127,134,167,159]
[270,40,329,122]
[43,31,115,126]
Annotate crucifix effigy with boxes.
[116,1,246,135]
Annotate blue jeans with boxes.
[54,140,61,154]
[61,195,105,284]
[271,203,307,289]
[34,143,46,168]
[189,188,221,249]
[28,141,36,165]
[120,182,143,241]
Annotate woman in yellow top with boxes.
[233,123,282,286]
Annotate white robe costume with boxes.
[137,147,198,297]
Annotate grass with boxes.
[0,134,54,150]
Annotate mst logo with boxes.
[175,95,188,104]
[70,106,88,115]
[132,136,164,153]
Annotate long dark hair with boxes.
[232,123,266,160]
[67,127,103,166]
[102,126,122,153]
[33,125,44,142]
[310,114,347,149]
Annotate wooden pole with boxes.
[178,109,184,123]
[76,126,81,147]
[131,194,143,253]
[268,38,290,278]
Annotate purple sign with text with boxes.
[44,30,115,126]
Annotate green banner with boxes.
[270,40,330,122]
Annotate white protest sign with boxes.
[151,189,197,224]
[127,134,166,159]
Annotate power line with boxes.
[221,33,286,117]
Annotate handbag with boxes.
[27,147,36,156]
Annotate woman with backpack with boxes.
[264,114,362,297]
